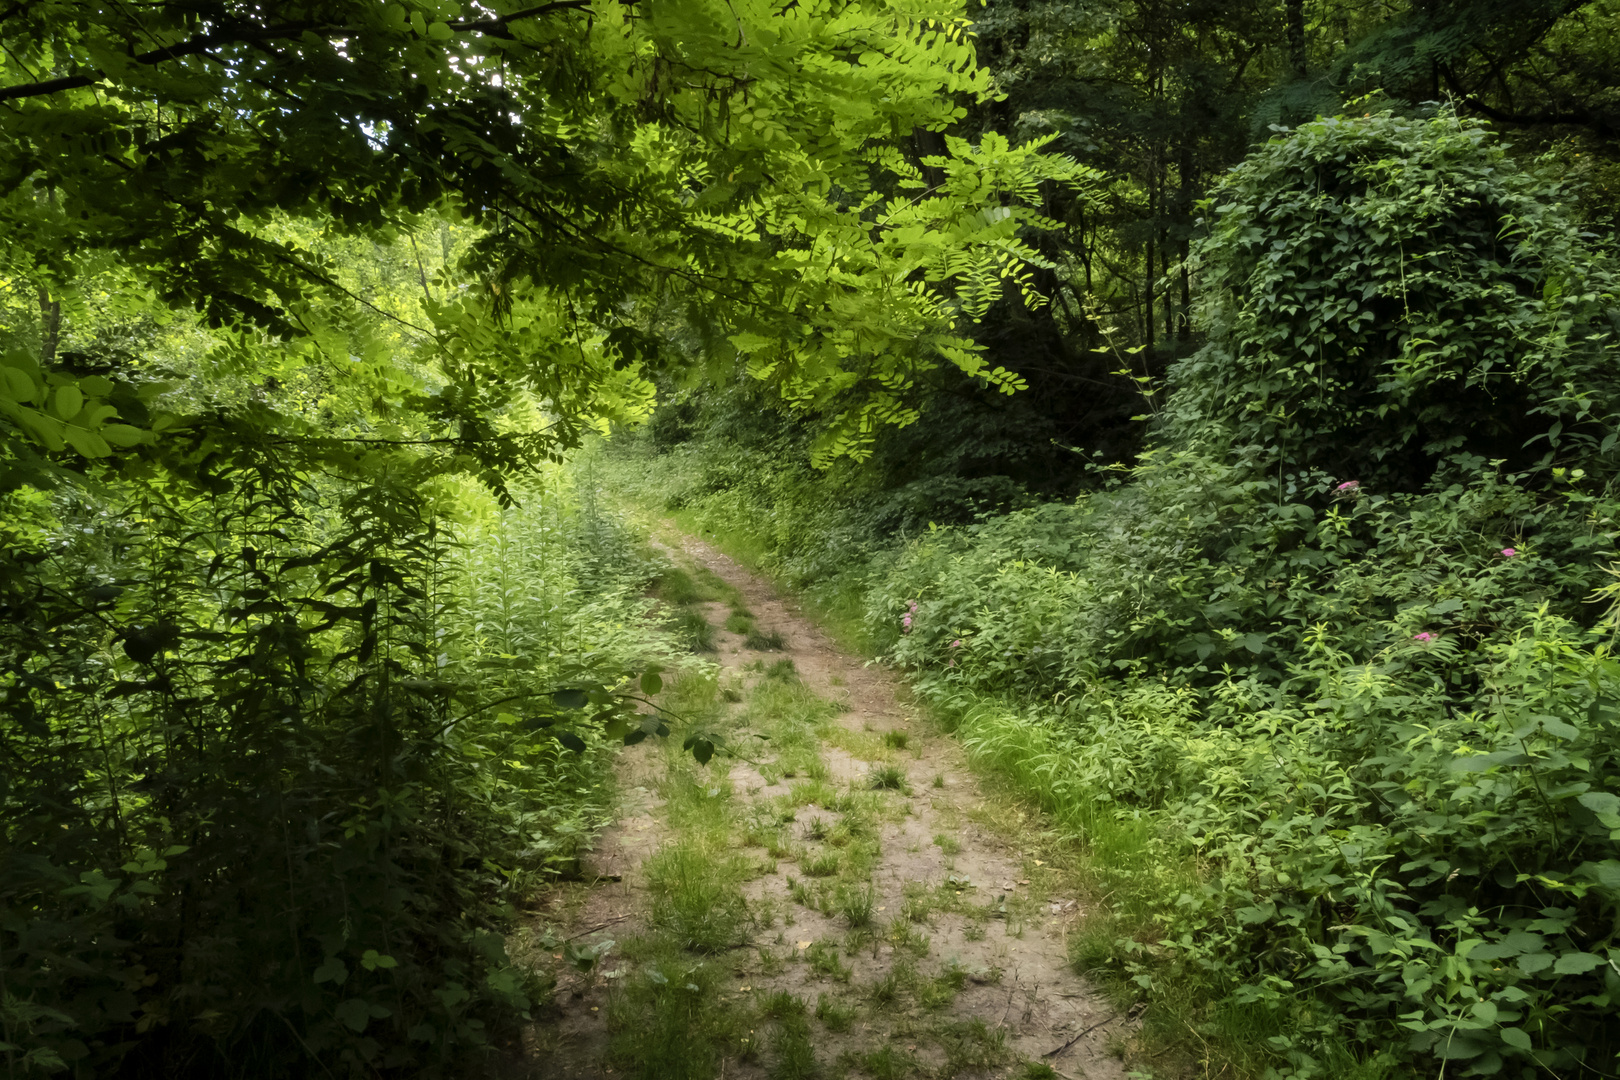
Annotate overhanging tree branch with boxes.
[0,1,613,103]
[1439,63,1614,134]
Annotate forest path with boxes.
[519,530,1128,1080]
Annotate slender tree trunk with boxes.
[36,184,61,365]
[1144,178,1156,352]
[1285,0,1308,78]
[37,287,60,365]
[911,126,947,189]
[1162,238,1173,343]
[1177,139,1194,345]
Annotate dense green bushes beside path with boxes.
[1,461,677,1077]
[878,456,1620,1079]
[604,110,1620,1079]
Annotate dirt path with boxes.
[518,533,1129,1079]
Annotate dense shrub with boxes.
[874,455,1620,1076]
[1164,109,1620,490]
[0,451,666,1077]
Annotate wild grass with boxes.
[604,954,749,1080]
[853,1045,913,1080]
[803,940,852,982]
[745,626,787,650]
[765,997,819,1080]
[937,1016,1009,1074]
[787,779,839,807]
[802,850,840,877]
[867,958,914,1006]
[887,919,931,957]
[645,839,752,953]
[868,763,907,791]
[653,566,711,606]
[836,881,875,927]
[814,992,855,1032]
[672,606,717,652]
[899,881,932,924]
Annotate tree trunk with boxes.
[38,287,60,366]
[1285,0,1307,78]
[1144,183,1156,352]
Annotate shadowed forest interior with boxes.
[3,0,1620,1077]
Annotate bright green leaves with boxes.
[2,0,1098,484]
[0,349,154,470]
[544,665,722,762]
[713,128,1095,465]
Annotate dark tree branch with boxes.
[0,1,616,102]
[0,22,321,102]
[1439,63,1613,134]
[449,0,596,35]
[0,72,98,101]
[1462,94,1609,133]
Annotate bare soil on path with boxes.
[516,531,1131,1080]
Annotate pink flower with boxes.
[908,600,918,613]
[1413,632,1433,643]
[950,639,963,648]
[1335,480,1360,492]
[902,615,912,629]
[1501,547,1517,558]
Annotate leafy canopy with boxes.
[1,0,1095,474]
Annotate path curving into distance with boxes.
[515,530,1131,1080]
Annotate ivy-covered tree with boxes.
[1164,107,1620,489]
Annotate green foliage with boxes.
[744,627,787,651]
[0,447,670,1074]
[610,107,1620,1078]
[1166,108,1620,488]
[2,0,1098,475]
[873,450,1620,1075]
[646,838,753,954]
[673,607,720,653]
[605,958,737,1080]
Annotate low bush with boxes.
[877,452,1620,1076]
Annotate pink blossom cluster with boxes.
[901,599,917,633]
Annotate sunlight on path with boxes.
[516,531,1130,1080]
